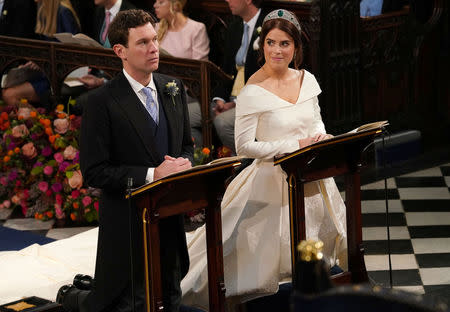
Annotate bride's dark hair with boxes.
[257,15,303,69]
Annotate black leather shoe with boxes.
[56,284,74,305]
[73,274,93,291]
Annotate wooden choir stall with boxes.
[274,126,387,286]
[128,157,242,312]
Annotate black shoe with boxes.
[56,284,74,305]
[73,274,93,291]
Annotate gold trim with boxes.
[274,129,382,165]
[127,161,241,198]
[142,208,151,312]
[288,174,297,273]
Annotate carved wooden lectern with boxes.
[274,128,385,287]
[129,158,242,312]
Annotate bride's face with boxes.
[263,28,295,71]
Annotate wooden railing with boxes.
[0,36,231,149]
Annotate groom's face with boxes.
[118,22,160,75]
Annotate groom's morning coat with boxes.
[80,72,193,311]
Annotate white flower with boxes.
[253,36,260,51]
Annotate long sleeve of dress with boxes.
[309,96,327,136]
[235,111,300,159]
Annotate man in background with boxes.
[0,0,36,38]
[211,0,264,154]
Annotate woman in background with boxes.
[154,0,209,60]
[2,0,80,107]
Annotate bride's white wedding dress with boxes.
[181,70,347,308]
[0,70,347,309]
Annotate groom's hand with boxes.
[154,155,192,180]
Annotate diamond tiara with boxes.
[262,9,302,33]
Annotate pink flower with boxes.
[45,189,52,197]
[94,201,99,212]
[82,196,92,207]
[11,194,20,205]
[22,142,37,159]
[2,200,11,208]
[0,177,7,186]
[43,166,53,176]
[63,145,78,160]
[38,181,49,192]
[53,118,69,134]
[68,170,83,189]
[54,152,63,163]
[11,124,29,138]
[17,107,31,120]
[54,203,65,219]
[71,189,80,199]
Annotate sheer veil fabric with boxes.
[181,70,347,309]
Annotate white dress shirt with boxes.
[123,69,159,183]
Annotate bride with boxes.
[0,9,347,311]
[181,9,347,309]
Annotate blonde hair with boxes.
[156,0,186,42]
[35,0,81,36]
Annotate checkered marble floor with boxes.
[361,163,450,302]
[1,163,449,303]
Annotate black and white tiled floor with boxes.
[1,163,449,303]
[361,163,450,302]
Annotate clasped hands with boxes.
[213,100,235,116]
[298,133,333,149]
[154,155,192,180]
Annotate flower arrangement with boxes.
[0,99,99,223]
[164,80,180,106]
[193,146,211,166]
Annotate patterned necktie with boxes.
[101,11,111,43]
[235,23,249,66]
[142,87,159,124]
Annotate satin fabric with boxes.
[181,70,347,309]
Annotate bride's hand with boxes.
[298,137,315,148]
[312,133,333,142]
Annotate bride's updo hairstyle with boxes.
[258,9,303,69]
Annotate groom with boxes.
[67,9,193,312]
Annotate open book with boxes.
[347,120,389,133]
[54,33,102,48]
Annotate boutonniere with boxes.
[164,80,180,106]
[253,26,262,51]
[3,10,8,16]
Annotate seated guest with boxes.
[1,0,80,107]
[154,0,210,147]
[91,0,135,48]
[211,0,265,154]
[0,0,37,38]
[360,0,384,17]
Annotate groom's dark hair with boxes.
[108,9,157,47]
[252,0,263,8]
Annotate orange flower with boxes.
[49,135,56,143]
[56,104,64,112]
[202,147,210,155]
[20,98,28,104]
[3,156,10,163]
[38,213,44,220]
[45,127,53,136]
[46,211,53,218]
[30,111,37,118]
[70,213,76,221]
[35,212,39,219]
[69,114,75,120]
[18,115,24,120]
[42,119,51,127]
[73,202,79,209]
[3,121,10,129]
[57,113,66,119]
[14,147,20,154]
[7,150,13,156]
[55,134,61,139]
[1,112,9,120]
